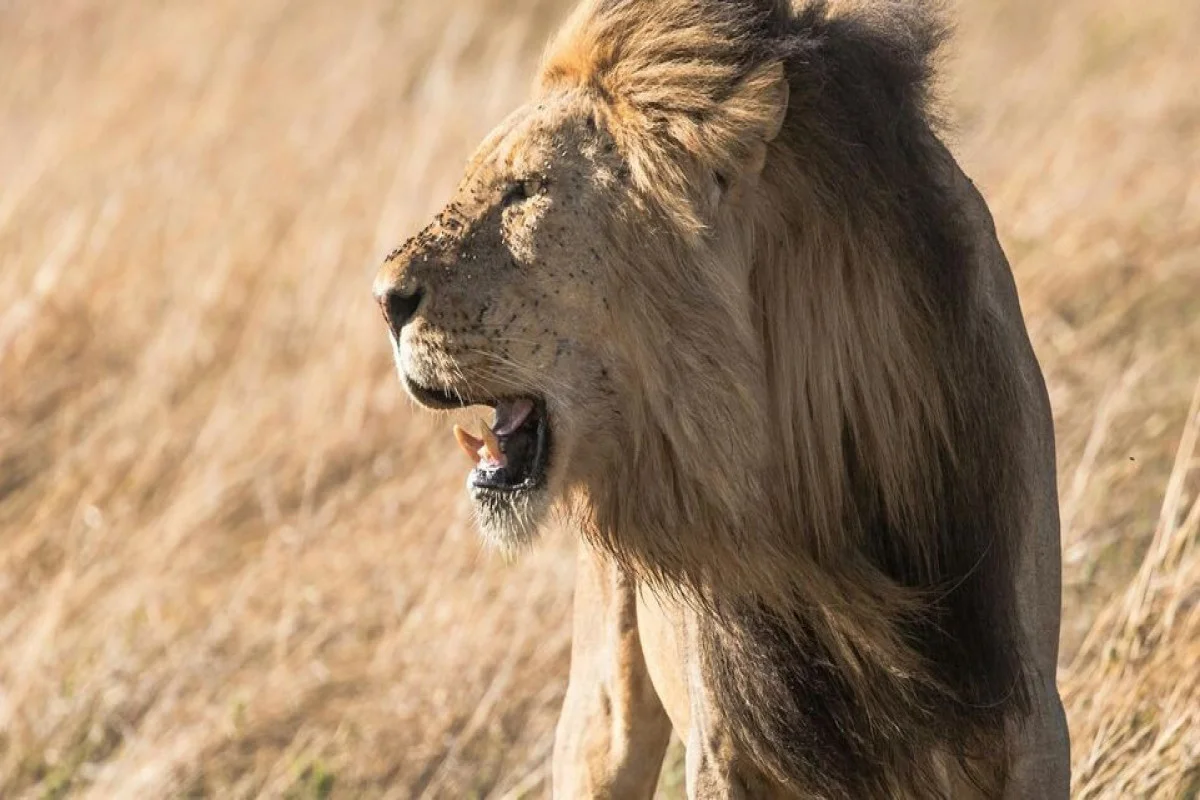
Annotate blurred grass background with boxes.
[0,0,1197,797]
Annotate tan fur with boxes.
[554,546,673,797]
[374,0,1070,796]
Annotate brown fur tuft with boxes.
[542,1,1031,795]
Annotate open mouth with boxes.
[405,378,551,494]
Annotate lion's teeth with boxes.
[453,424,483,465]
[479,422,507,467]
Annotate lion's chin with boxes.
[468,483,553,552]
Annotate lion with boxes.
[372,0,1071,796]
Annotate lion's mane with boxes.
[543,1,1031,795]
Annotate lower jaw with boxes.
[468,483,552,552]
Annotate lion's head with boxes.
[373,94,620,548]
[374,2,793,558]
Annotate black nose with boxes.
[379,287,424,335]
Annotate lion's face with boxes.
[374,95,635,548]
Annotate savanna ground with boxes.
[0,0,1197,797]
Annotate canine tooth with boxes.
[453,424,483,464]
[479,421,506,467]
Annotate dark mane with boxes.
[722,6,1029,795]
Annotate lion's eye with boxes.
[502,177,546,207]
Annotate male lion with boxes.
[373,0,1070,796]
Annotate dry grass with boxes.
[0,0,1197,797]
[1063,380,1200,798]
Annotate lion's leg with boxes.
[685,729,752,799]
[1002,453,1072,798]
[553,543,673,798]
[943,674,1069,799]
[669,610,778,800]
[1000,672,1071,798]
[684,699,766,800]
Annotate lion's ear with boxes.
[714,61,789,196]
[754,61,790,144]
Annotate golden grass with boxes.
[1063,380,1200,798]
[0,0,1197,797]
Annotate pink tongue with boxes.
[492,398,535,436]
